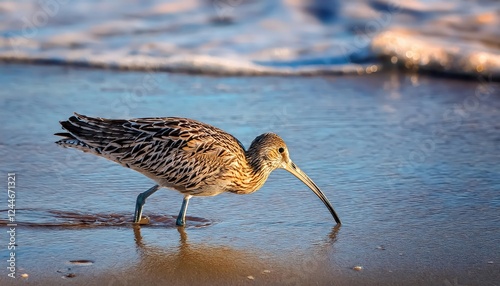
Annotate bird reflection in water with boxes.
[131,225,273,284]
[128,224,341,284]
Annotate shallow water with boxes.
[0,64,499,285]
[0,0,499,78]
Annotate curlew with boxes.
[55,113,341,226]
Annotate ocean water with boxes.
[0,0,499,78]
[0,64,498,284]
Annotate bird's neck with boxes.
[228,152,272,195]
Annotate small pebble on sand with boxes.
[247,275,255,280]
[353,266,363,271]
[262,269,271,274]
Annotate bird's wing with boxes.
[57,113,245,190]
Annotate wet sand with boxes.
[0,64,499,285]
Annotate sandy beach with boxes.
[0,64,499,285]
[2,0,500,285]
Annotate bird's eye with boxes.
[278,147,285,153]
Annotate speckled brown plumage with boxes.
[55,113,341,226]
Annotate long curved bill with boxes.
[284,161,341,225]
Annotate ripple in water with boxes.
[0,208,213,228]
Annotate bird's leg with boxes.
[134,185,160,223]
[176,195,192,227]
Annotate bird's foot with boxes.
[134,215,150,225]
[175,217,185,227]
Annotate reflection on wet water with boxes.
[131,226,270,283]
[121,224,342,285]
[0,208,213,228]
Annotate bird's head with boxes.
[247,133,290,171]
[247,133,341,225]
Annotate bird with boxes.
[55,113,341,227]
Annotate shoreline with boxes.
[0,59,498,82]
